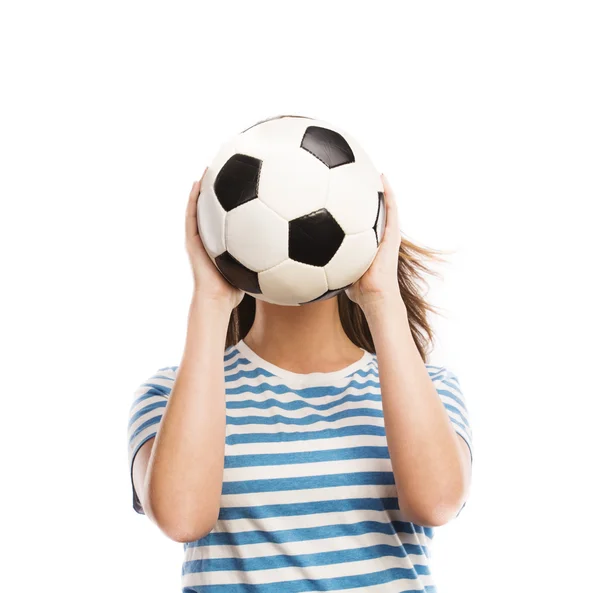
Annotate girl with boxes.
[127,169,473,592]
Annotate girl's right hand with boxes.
[185,168,244,310]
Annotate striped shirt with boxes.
[127,338,473,593]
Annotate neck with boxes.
[243,296,363,374]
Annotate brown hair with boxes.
[224,115,453,363]
[225,236,452,363]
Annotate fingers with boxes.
[185,180,200,240]
[185,167,208,240]
[381,173,401,245]
[381,173,396,207]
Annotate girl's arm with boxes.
[364,296,472,527]
[134,294,233,542]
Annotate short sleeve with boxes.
[429,365,473,464]
[126,366,178,514]
[429,365,473,517]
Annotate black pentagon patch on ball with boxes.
[289,208,345,267]
[214,251,262,294]
[373,191,386,245]
[299,283,353,305]
[214,154,261,212]
[300,126,355,168]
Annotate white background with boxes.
[1,1,599,591]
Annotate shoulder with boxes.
[132,365,179,400]
[425,364,466,406]
[425,364,461,386]
[157,365,179,377]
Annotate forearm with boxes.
[145,293,232,541]
[364,296,469,526]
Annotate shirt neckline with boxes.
[235,338,375,387]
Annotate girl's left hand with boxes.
[345,173,403,310]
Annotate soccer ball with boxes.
[197,115,387,306]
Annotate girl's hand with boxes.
[345,173,404,311]
[185,168,244,310]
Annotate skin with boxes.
[133,170,471,542]
[346,174,472,526]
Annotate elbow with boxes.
[163,523,215,544]
[144,492,219,543]
[155,511,218,543]
[398,469,471,527]
[400,492,469,528]
[403,504,460,528]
